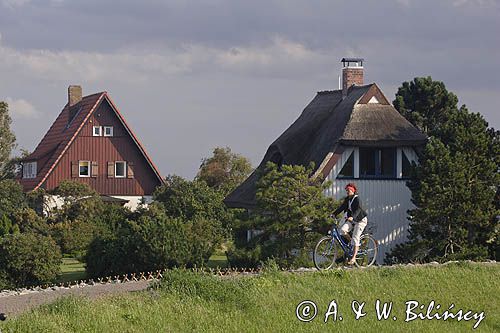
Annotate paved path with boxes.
[0,280,151,317]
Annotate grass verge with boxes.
[2,262,498,332]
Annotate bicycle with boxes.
[313,217,378,270]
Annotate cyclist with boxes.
[332,183,368,265]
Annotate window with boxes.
[402,151,412,178]
[23,161,37,179]
[104,126,114,137]
[359,148,396,178]
[338,153,354,178]
[115,161,126,178]
[93,126,102,136]
[79,161,90,177]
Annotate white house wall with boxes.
[43,194,153,214]
[324,146,418,264]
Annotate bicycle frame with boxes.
[328,224,353,257]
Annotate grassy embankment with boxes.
[3,262,498,333]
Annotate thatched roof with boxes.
[224,83,427,208]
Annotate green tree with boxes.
[229,162,335,267]
[197,146,253,194]
[393,77,459,136]
[0,232,62,287]
[0,179,27,220]
[48,180,128,257]
[153,175,230,225]
[0,101,16,179]
[389,79,499,263]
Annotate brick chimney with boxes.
[341,58,364,97]
[68,85,82,106]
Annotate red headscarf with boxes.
[345,183,357,193]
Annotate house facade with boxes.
[225,58,427,263]
[19,85,164,211]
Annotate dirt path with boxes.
[0,280,151,317]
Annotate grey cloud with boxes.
[0,0,498,178]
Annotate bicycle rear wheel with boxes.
[355,234,378,267]
[313,236,344,270]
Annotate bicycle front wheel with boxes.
[355,234,378,267]
[314,236,343,271]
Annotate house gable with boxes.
[357,84,390,105]
[19,90,163,195]
[43,98,162,195]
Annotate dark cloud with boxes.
[0,0,498,177]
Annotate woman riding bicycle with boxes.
[332,183,368,265]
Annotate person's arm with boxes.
[333,198,347,216]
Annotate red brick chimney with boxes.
[341,58,364,97]
[68,85,82,106]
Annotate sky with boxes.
[1,0,499,179]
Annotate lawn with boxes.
[2,262,498,332]
[57,258,87,283]
[56,254,229,284]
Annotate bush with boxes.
[84,206,223,278]
[85,229,144,278]
[0,233,62,287]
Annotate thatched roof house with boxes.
[225,59,426,209]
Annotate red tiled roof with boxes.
[20,92,164,191]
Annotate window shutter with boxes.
[71,161,78,178]
[107,162,114,178]
[91,161,98,178]
[127,162,134,179]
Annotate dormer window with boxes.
[23,161,37,179]
[104,126,114,137]
[93,126,102,136]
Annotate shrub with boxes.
[84,206,224,277]
[0,233,62,287]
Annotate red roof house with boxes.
[19,85,164,209]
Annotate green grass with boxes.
[55,255,228,284]
[57,258,87,283]
[4,262,498,332]
[206,254,229,268]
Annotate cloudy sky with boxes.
[1,0,499,178]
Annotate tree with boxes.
[0,102,17,179]
[197,146,253,194]
[0,179,27,220]
[393,77,459,136]
[0,232,62,287]
[228,162,335,267]
[388,79,499,263]
[153,175,230,225]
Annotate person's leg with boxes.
[339,220,352,243]
[347,218,368,264]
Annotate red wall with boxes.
[43,101,161,195]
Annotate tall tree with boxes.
[197,146,252,194]
[389,79,499,262]
[0,102,16,179]
[393,77,459,136]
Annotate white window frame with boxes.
[115,161,127,178]
[93,126,102,136]
[79,161,91,177]
[103,126,114,137]
[23,161,37,179]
